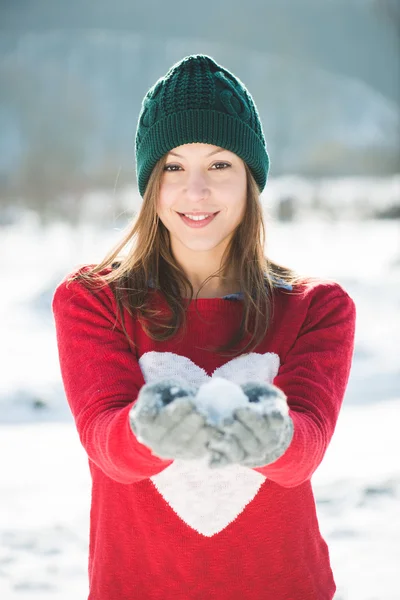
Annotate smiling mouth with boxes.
[177,211,220,228]
[177,212,220,216]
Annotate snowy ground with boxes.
[1,205,400,599]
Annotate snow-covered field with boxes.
[1,200,399,599]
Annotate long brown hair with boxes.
[70,153,314,357]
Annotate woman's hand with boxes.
[129,379,223,460]
[206,381,294,469]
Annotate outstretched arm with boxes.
[206,286,356,487]
[253,288,356,487]
[52,271,174,484]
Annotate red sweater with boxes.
[52,267,356,600]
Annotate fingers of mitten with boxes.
[264,406,291,432]
[158,411,205,447]
[279,416,294,450]
[130,397,194,444]
[145,399,195,446]
[222,418,262,456]
[233,408,272,445]
[207,433,246,464]
[154,423,223,460]
[240,382,289,425]
[208,450,232,469]
[241,416,294,467]
[129,380,185,432]
[129,391,161,431]
[179,425,218,459]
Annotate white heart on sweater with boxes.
[138,351,280,537]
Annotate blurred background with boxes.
[0,1,399,599]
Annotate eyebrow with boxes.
[167,147,228,158]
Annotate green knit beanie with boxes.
[135,54,270,197]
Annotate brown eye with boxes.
[163,162,231,172]
[164,165,182,172]
[212,162,231,170]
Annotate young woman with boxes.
[53,54,356,599]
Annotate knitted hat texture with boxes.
[135,54,269,197]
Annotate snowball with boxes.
[194,377,249,426]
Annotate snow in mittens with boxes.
[194,377,249,425]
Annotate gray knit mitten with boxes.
[206,381,294,469]
[129,379,223,460]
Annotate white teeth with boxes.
[183,214,211,221]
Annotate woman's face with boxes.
[157,143,247,254]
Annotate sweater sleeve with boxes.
[52,272,173,484]
[253,286,356,487]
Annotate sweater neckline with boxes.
[147,276,292,310]
[150,289,244,312]
[182,296,244,311]
[151,283,290,312]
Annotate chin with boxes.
[181,239,222,252]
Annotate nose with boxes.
[184,172,210,202]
